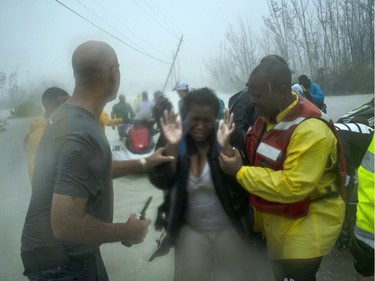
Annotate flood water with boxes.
[0,93,373,280]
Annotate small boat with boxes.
[337,98,374,128]
[112,122,157,160]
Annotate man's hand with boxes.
[121,214,151,247]
[219,148,243,176]
[146,147,174,168]
[217,109,235,156]
[160,110,182,145]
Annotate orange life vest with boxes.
[245,97,346,218]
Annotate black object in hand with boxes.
[137,196,153,220]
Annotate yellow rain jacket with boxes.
[23,117,48,182]
[356,135,374,234]
[99,111,123,130]
[236,95,345,259]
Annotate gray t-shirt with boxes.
[21,103,113,256]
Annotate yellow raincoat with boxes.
[23,117,48,182]
[236,96,345,259]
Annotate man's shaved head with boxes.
[72,40,119,84]
[250,56,292,89]
[247,55,294,119]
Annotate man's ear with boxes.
[109,66,119,81]
[279,85,291,97]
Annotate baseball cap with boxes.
[153,90,164,98]
[174,80,189,91]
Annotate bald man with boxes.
[21,41,173,280]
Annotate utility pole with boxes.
[162,34,183,92]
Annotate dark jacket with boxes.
[228,87,257,153]
[228,86,258,164]
[149,128,252,245]
[153,98,173,129]
[228,87,257,135]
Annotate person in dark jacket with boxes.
[228,85,257,153]
[149,87,253,281]
[151,90,174,147]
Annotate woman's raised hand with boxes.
[217,108,235,149]
[160,110,182,145]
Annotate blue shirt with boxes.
[307,83,324,103]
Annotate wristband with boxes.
[139,157,148,172]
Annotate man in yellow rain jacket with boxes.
[23,87,69,182]
[99,111,122,131]
[350,135,374,281]
[217,55,345,281]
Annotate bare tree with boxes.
[207,0,374,94]
[206,16,258,91]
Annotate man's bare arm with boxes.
[111,147,174,178]
[51,193,150,245]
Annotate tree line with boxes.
[208,0,374,95]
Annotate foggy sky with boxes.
[0,0,268,95]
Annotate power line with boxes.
[55,0,171,64]
[132,0,179,39]
[75,0,151,55]
[143,0,181,37]
[91,0,166,56]
[146,0,182,35]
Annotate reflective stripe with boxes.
[346,123,361,133]
[274,117,305,131]
[320,112,331,123]
[275,113,331,131]
[358,124,374,134]
[257,142,281,161]
[334,123,351,131]
[361,150,374,172]
[354,226,374,248]
[334,122,374,134]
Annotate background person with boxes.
[298,74,327,112]
[334,122,374,248]
[349,135,374,281]
[111,94,135,140]
[218,56,345,281]
[20,40,173,281]
[216,96,226,120]
[149,88,253,281]
[134,91,154,122]
[132,94,142,109]
[99,110,122,131]
[228,85,257,151]
[23,87,69,182]
[174,80,189,122]
[151,90,173,147]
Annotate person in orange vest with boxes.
[217,55,345,281]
